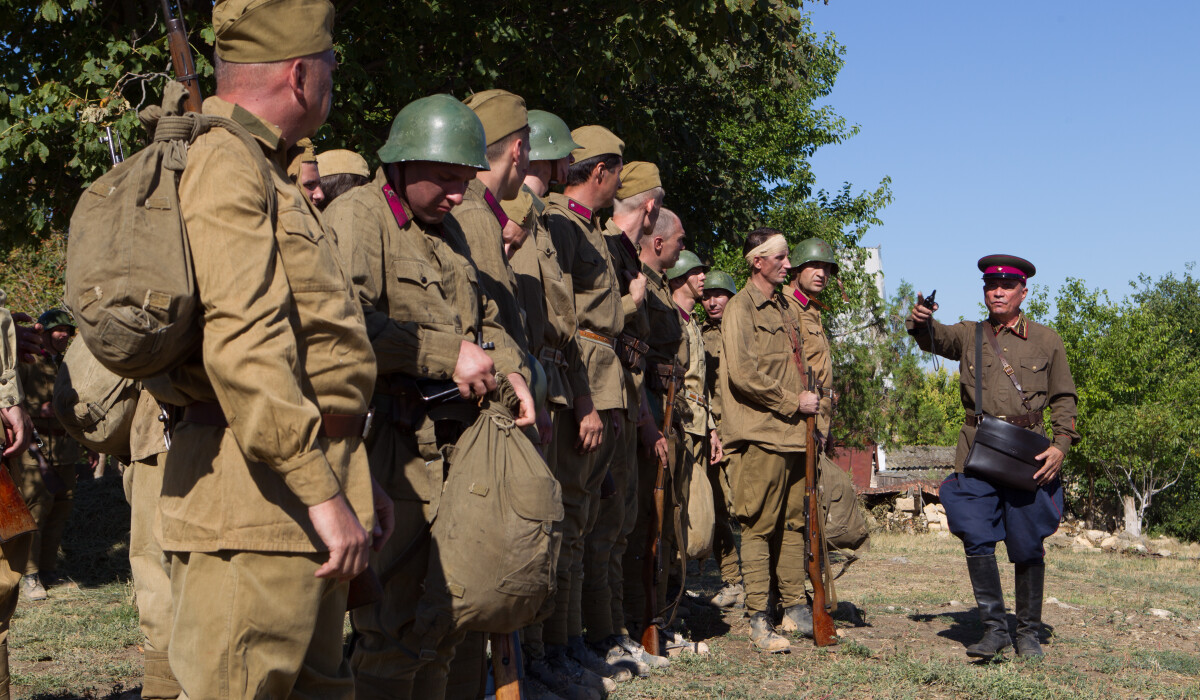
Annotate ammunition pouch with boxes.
[376,374,466,432]
[617,333,650,371]
[647,362,685,394]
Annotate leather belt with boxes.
[538,347,568,368]
[578,329,615,348]
[965,410,1043,429]
[685,389,707,407]
[182,401,369,439]
[653,363,686,383]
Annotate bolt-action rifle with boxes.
[641,364,679,657]
[0,428,38,543]
[490,630,526,699]
[160,0,203,113]
[804,367,837,647]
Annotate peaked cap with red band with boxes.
[978,254,1036,282]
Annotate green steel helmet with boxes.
[377,94,490,170]
[38,308,75,331]
[788,237,839,275]
[667,250,708,281]
[526,109,579,162]
[705,270,737,295]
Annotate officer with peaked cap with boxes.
[907,254,1079,660]
[159,1,392,696]
[324,94,532,699]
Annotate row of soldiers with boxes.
[8,2,867,699]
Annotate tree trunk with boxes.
[1122,495,1141,537]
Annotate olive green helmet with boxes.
[667,250,708,281]
[705,270,737,295]
[377,94,490,170]
[788,238,839,275]
[527,109,579,162]
[38,308,75,331]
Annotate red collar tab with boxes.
[483,187,509,228]
[678,306,691,323]
[792,288,811,307]
[381,183,410,228]
[567,198,593,221]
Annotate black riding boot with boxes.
[1014,561,1046,656]
[965,554,1011,659]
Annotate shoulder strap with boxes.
[200,115,279,223]
[983,324,1034,411]
[974,322,983,417]
[780,294,808,379]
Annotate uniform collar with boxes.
[791,287,811,307]
[202,97,285,154]
[746,280,776,309]
[377,167,412,229]
[469,179,509,228]
[522,183,547,215]
[642,263,668,289]
[678,305,691,323]
[989,313,1029,339]
[566,197,593,221]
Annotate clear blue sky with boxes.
[806,1,1200,325]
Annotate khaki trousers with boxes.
[622,430,684,637]
[123,457,179,698]
[17,450,76,576]
[729,445,806,614]
[0,518,30,700]
[350,424,463,700]
[708,454,742,586]
[168,550,351,700]
[582,413,636,642]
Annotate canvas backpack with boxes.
[412,379,564,638]
[66,81,275,378]
[52,338,139,455]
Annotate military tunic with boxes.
[699,317,741,587]
[0,294,21,410]
[164,97,376,699]
[718,281,811,614]
[908,313,1079,564]
[792,289,833,437]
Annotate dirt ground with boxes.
[11,479,1200,699]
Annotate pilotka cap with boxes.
[616,161,660,200]
[570,125,624,162]
[214,0,334,64]
[316,149,370,178]
[463,90,529,147]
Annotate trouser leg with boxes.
[17,453,49,577]
[168,550,352,699]
[730,446,802,615]
[582,414,622,642]
[123,458,179,698]
[0,531,30,700]
[441,631,488,700]
[543,409,595,647]
[38,464,75,575]
[572,413,614,640]
[608,416,639,637]
[708,456,741,586]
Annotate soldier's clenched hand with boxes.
[573,395,603,453]
[0,405,32,458]
[309,494,371,580]
[507,372,537,427]
[454,340,497,398]
[1033,445,1065,485]
[628,272,647,309]
[797,390,821,415]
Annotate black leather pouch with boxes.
[963,414,1050,492]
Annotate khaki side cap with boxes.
[463,89,528,146]
[617,161,660,199]
[214,0,334,63]
[571,125,624,162]
[316,149,370,177]
[501,189,534,227]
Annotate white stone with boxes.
[1085,529,1106,544]
[1156,549,1173,558]
[1148,608,1173,618]
[1100,536,1120,551]
[894,496,915,513]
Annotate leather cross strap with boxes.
[538,347,568,368]
[182,401,368,439]
[983,323,1034,412]
[779,295,808,378]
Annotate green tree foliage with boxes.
[1,1,891,323]
[1054,270,1200,537]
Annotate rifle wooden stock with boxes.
[0,454,36,543]
[490,631,526,700]
[160,0,203,113]
[805,369,837,647]
[640,370,678,657]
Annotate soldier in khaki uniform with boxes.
[16,311,86,601]
[908,254,1079,659]
[699,271,744,609]
[161,2,391,695]
[123,389,178,698]
[583,161,664,676]
[315,149,371,208]
[543,125,628,685]
[0,290,33,700]
[719,228,821,653]
[625,209,688,646]
[510,113,611,700]
[324,94,533,699]
[289,137,326,208]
